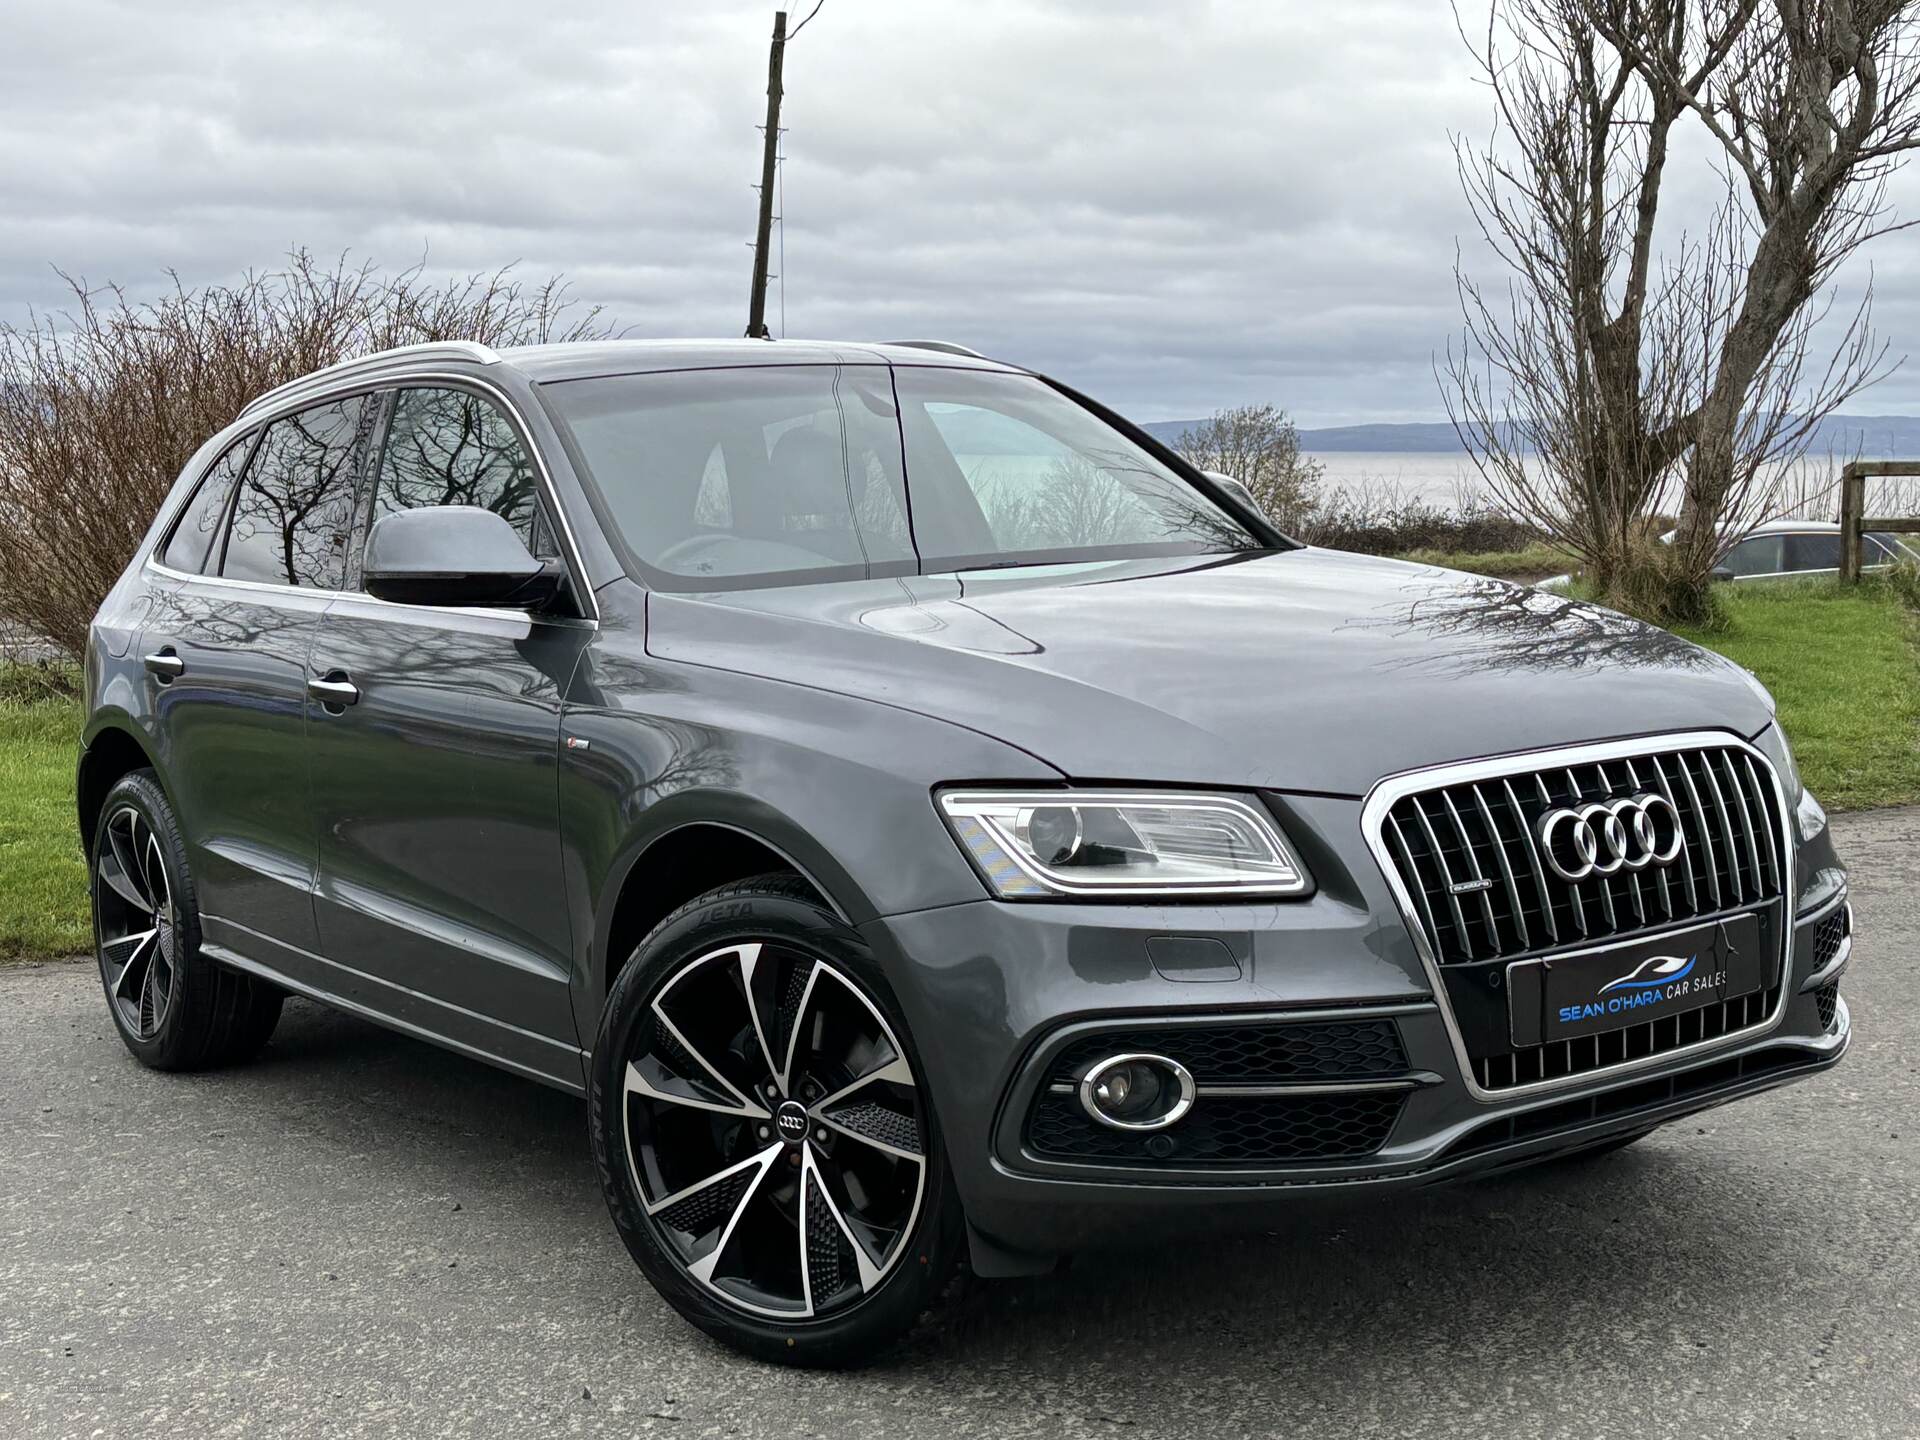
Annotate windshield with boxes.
[540,364,1258,588]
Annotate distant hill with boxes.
[1140,413,1920,457]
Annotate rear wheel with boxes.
[90,770,283,1070]
[590,875,961,1366]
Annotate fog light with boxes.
[1077,1053,1196,1131]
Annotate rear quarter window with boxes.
[160,434,254,574]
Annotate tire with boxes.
[90,770,283,1070]
[590,874,963,1367]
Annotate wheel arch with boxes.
[592,793,875,1004]
[76,716,163,860]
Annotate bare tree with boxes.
[1174,404,1325,530]
[1445,0,1919,622]
[0,251,613,657]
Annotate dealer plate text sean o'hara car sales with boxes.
[78,338,1852,1364]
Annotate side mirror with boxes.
[363,506,563,610]
[1709,565,1736,583]
[1202,470,1266,520]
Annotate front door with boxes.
[305,383,592,1086]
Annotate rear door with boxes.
[305,383,592,1084]
[144,393,372,970]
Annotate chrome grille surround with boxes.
[1361,732,1794,1103]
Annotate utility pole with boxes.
[744,9,787,340]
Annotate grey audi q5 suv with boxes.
[80,338,1852,1364]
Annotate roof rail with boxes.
[239,340,503,418]
[886,339,987,359]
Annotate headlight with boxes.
[1766,723,1801,800]
[1759,724,1822,846]
[938,789,1311,898]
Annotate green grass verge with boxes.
[1397,541,1572,581]
[1,579,1915,959]
[1671,577,1920,813]
[0,694,86,960]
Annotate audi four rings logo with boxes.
[1535,792,1686,882]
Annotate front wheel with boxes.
[589,875,962,1366]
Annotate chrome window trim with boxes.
[147,366,601,624]
[145,556,598,632]
[1359,729,1794,1105]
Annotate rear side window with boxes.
[1719,534,1783,577]
[1783,532,1842,572]
[221,395,370,589]
[373,387,553,556]
[160,434,252,573]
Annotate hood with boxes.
[645,549,1773,796]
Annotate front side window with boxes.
[373,386,552,555]
[221,395,370,588]
[543,365,913,584]
[891,368,1255,569]
[1783,532,1842,572]
[161,432,254,574]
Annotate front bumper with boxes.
[864,863,1851,1261]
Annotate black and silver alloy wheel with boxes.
[89,769,283,1070]
[94,805,178,1040]
[591,874,961,1366]
[624,940,927,1320]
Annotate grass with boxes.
[0,690,87,960]
[1397,541,1572,582]
[1671,576,1920,812]
[1,578,1916,959]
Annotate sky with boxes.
[3,0,1917,427]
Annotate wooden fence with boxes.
[1839,459,1920,582]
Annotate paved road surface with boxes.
[3,808,1916,1438]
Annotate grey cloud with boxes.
[2,0,1914,425]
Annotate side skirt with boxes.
[201,918,588,1095]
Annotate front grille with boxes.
[1047,1019,1406,1087]
[1380,743,1785,966]
[1475,986,1781,1090]
[1027,1089,1405,1167]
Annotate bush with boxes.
[0,251,612,658]
[1294,483,1544,556]
[1396,542,1572,580]
[0,658,80,704]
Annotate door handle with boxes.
[308,673,360,709]
[143,649,185,683]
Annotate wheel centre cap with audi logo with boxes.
[773,1100,810,1145]
[1535,792,1686,882]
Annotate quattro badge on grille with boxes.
[1535,793,1686,882]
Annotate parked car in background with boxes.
[1538,518,1918,593]
[80,339,1851,1366]
[1702,519,1917,581]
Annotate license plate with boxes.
[1507,913,1767,1048]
